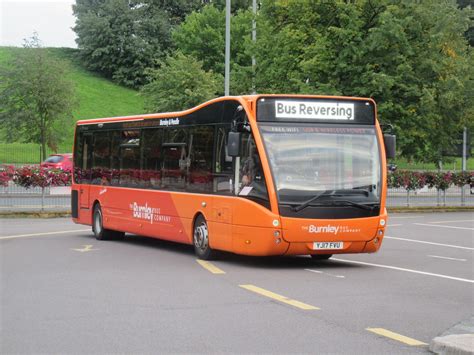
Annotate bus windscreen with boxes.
[259,124,381,208]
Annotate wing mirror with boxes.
[384,134,396,159]
[227,132,241,157]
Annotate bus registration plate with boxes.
[313,242,343,250]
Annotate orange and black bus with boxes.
[72,95,396,260]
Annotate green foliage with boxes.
[73,0,202,88]
[172,5,254,94]
[457,0,474,46]
[0,34,76,159]
[140,52,221,112]
[211,0,253,13]
[0,47,145,149]
[252,0,473,164]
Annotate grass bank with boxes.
[0,47,146,163]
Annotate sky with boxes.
[0,0,77,48]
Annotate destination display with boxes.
[257,97,375,125]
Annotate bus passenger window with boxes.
[74,133,92,184]
[91,131,111,185]
[110,131,121,186]
[119,130,141,187]
[162,128,188,190]
[188,126,214,193]
[214,127,233,194]
[142,129,163,188]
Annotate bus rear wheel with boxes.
[311,254,333,261]
[92,204,124,240]
[193,215,217,260]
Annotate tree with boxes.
[210,0,253,13]
[172,5,254,95]
[73,0,203,88]
[0,34,76,160]
[140,52,221,112]
[456,0,474,46]
[253,0,473,163]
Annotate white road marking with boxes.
[332,258,474,284]
[413,223,474,231]
[0,229,90,240]
[429,219,473,224]
[427,255,467,262]
[71,244,98,252]
[305,269,345,278]
[385,236,474,251]
[387,224,403,227]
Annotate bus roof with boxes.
[75,94,375,126]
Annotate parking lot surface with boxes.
[1,212,472,353]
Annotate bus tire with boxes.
[193,215,217,260]
[311,254,333,261]
[92,204,123,240]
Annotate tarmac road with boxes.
[1,212,472,354]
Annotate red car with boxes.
[41,154,73,171]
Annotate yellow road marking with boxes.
[196,260,226,274]
[367,328,427,346]
[0,229,90,240]
[71,244,98,253]
[239,284,319,310]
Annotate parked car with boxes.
[41,153,73,171]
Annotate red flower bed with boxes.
[388,170,473,190]
[10,166,72,189]
[1,165,473,191]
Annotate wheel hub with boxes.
[194,223,208,251]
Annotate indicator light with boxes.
[275,238,281,244]
[245,240,251,244]
[274,230,280,237]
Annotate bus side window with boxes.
[91,131,111,185]
[73,132,83,183]
[110,131,121,186]
[214,126,233,194]
[142,128,163,189]
[188,126,214,193]
[119,130,141,187]
[75,133,92,184]
[162,128,188,190]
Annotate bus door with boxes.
[79,133,92,209]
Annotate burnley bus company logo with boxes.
[303,224,361,235]
[130,202,171,224]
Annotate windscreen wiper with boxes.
[292,191,374,212]
[325,200,377,211]
[292,190,335,212]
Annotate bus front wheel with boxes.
[92,204,124,240]
[193,215,217,260]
